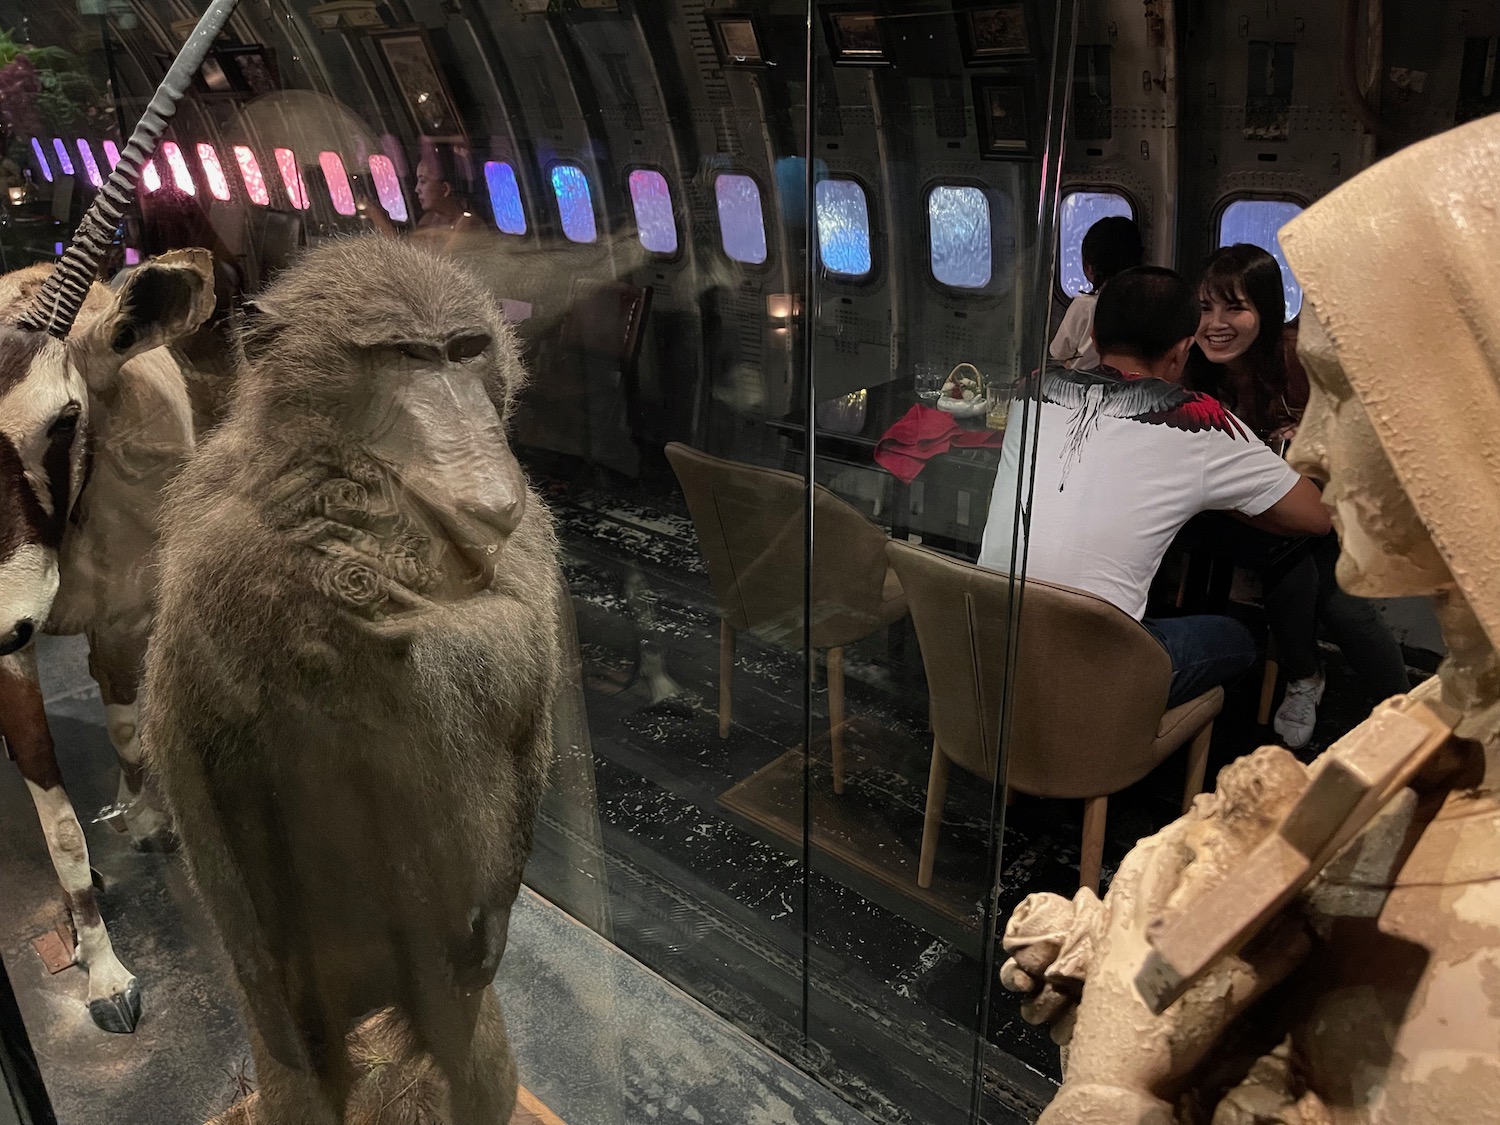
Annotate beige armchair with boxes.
[665,443,907,792]
[886,541,1221,893]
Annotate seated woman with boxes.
[1183,243,1409,748]
[1050,215,1143,371]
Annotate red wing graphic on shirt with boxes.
[1018,364,1249,489]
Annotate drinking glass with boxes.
[914,361,944,404]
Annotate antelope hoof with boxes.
[89,979,142,1034]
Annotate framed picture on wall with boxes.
[822,10,889,66]
[158,44,280,97]
[957,2,1035,64]
[707,15,767,68]
[372,29,466,142]
[972,75,1038,159]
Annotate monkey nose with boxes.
[461,488,526,540]
[0,619,35,657]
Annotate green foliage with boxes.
[0,28,100,131]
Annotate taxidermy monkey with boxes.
[140,238,562,1124]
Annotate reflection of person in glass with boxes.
[413,149,482,237]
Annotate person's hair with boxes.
[1081,215,1143,289]
[1184,243,1292,436]
[1091,266,1199,362]
[417,143,472,204]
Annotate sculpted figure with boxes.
[0,0,236,1033]
[140,237,562,1125]
[1000,112,1500,1124]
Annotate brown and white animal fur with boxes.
[141,238,561,1124]
[0,251,215,1032]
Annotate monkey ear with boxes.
[76,248,216,381]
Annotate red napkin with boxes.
[874,404,1005,484]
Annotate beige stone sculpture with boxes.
[1000,112,1500,1125]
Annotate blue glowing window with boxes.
[628,169,677,255]
[1058,190,1134,298]
[484,161,526,235]
[815,178,872,277]
[927,185,992,289]
[51,138,75,177]
[1218,199,1306,320]
[550,164,596,243]
[30,138,52,182]
[714,173,767,265]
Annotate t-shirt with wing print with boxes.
[978,363,1301,621]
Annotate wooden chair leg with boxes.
[918,739,950,889]
[1257,659,1279,726]
[1079,795,1108,894]
[718,621,734,739]
[1182,721,1213,814]
[827,646,846,794]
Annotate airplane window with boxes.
[74,140,103,188]
[927,185,991,289]
[50,138,74,177]
[1058,189,1133,297]
[815,178,872,277]
[484,161,526,235]
[319,152,357,217]
[161,142,196,195]
[714,172,767,265]
[142,159,162,193]
[235,146,270,206]
[197,144,232,202]
[101,140,120,170]
[369,155,408,222]
[550,163,598,244]
[275,147,309,211]
[30,138,53,182]
[628,168,677,255]
[1218,198,1305,319]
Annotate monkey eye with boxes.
[446,334,491,362]
[395,341,443,363]
[48,401,81,438]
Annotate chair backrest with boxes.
[665,442,897,650]
[562,278,653,377]
[886,540,1173,799]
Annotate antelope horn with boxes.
[18,0,242,338]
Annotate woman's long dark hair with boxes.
[1185,243,1294,437]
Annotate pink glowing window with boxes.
[142,160,161,193]
[368,155,408,222]
[319,151,356,216]
[102,140,121,170]
[74,140,103,188]
[124,248,141,266]
[275,148,308,210]
[161,141,196,195]
[233,146,269,206]
[196,144,232,201]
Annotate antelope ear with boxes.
[84,248,216,367]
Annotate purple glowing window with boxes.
[75,140,103,188]
[30,138,52,182]
[628,169,677,255]
[320,151,356,216]
[550,164,597,243]
[197,144,232,201]
[1059,190,1134,298]
[928,185,992,289]
[368,155,408,222]
[102,140,121,170]
[51,138,74,177]
[714,173,766,265]
[275,148,309,211]
[1218,199,1306,319]
[484,161,526,235]
[815,178,871,277]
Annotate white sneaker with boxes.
[1274,673,1326,750]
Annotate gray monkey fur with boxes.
[141,238,562,1124]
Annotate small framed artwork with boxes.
[972,76,1038,160]
[372,29,466,142]
[159,45,280,97]
[708,15,767,68]
[957,3,1035,64]
[823,10,889,66]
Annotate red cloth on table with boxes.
[873,404,1005,485]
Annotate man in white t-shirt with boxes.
[980,266,1330,706]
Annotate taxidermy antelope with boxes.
[142,237,563,1125]
[0,0,237,1033]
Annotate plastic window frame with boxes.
[624,165,681,259]
[712,169,771,269]
[1054,184,1139,301]
[814,172,877,283]
[483,159,528,237]
[1211,192,1310,322]
[923,178,1003,294]
[547,161,599,245]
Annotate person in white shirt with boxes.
[1049,215,1143,371]
[981,266,1330,706]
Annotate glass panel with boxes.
[30,137,52,181]
[928,184,992,288]
[196,144,232,201]
[319,151,356,216]
[1218,198,1306,318]
[74,140,103,188]
[275,147,309,210]
[1058,189,1133,297]
[234,145,270,206]
[713,172,767,263]
[484,160,526,234]
[628,168,677,254]
[814,177,871,276]
[50,138,73,176]
[550,163,597,243]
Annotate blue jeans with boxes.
[1142,615,1257,708]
